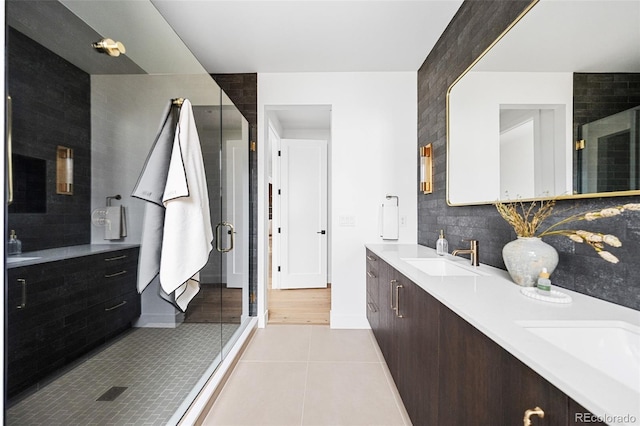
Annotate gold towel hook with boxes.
[172,98,185,107]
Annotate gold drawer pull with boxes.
[105,300,127,311]
[395,283,404,318]
[390,279,397,309]
[367,302,377,313]
[105,254,127,262]
[105,270,127,278]
[367,271,376,279]
[523,406,544,426]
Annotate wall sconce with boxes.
[56,146,73,195]
[420,143,433,194]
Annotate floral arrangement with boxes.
[494,199,640,263]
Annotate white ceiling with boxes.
[151,0,464,73]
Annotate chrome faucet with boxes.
[452,239,479,266]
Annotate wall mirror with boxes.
[446,0,640,205]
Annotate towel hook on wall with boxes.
[172,98,185,107]
[106,194,121,207]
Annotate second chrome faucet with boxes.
[452,239,479,266]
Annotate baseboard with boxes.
[133,311,184,328]
[329,311,371,329]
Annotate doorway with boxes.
[265,106,331,324]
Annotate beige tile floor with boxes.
[202,324,412,426]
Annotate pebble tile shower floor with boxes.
[7,323,238,425]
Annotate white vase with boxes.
[502,237,559,287]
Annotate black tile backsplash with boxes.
[7,27,91,251]
[417,1,640,311]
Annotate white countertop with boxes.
[6,244,140,269]
[366,243,640,425]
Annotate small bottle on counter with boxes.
[7,230,22,255]
[436,229,448,256]
[536,268,551,295]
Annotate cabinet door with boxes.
[377,260,398,377]
[392,270,440,426]
[438,305,504,425]
[501,350,568,426]
[98,248,141,341]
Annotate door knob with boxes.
[317,230,326,234]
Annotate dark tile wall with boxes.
[7,27,91,252]
[417,1,640,311]
[573,73,640,193]
[211,73,258,315]
[574,73,640,134]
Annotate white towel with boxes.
[159,99,213,311]
[104,205,127,240]
[380,199,399,240]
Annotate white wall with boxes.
[258,72,418,329]
[448,71,573,204]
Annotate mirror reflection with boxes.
[447,0,640,205]
[5,0,250,423]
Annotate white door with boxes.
[278,139,328,289]
[224,136,249,290]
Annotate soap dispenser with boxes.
[8,230,22,255]
[536,268,551,295]
[436,229,448,256]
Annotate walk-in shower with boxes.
[4,0,253,424]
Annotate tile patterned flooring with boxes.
[7,323,239,426]
[202,324,411,426]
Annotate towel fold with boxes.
[104,205,127,240]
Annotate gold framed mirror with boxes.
[446,0,640,206]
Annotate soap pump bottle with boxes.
[436,229,448,256]
[536,267,551,295]
[7,230,22,255]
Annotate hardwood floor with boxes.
[184,284,242,324]
[267,237,331,325]
[268,285,331,324]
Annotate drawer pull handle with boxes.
[105,254,127,262]
[366,255,377,261]
[105,270,127,278]
[17,278,26,309]
[367,271,376,279]
[390,279,397,309]
[367,302,377,313]
[395,283,404,318]
[105,300,127,311]
[523,406,544,426]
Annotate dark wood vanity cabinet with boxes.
[366,253,600,426]
[7,247,140,398]
[439,304,569,425]
[366,250,439,425]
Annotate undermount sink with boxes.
[402,258,486,277]
[518,320,640,393]
[6,256,41,264]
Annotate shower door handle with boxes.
[215,222,235,253]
